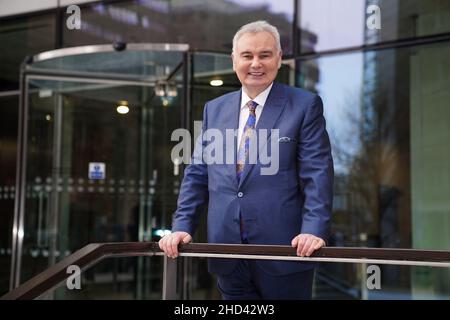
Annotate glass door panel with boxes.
[20,74,182,298]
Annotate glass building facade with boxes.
[0,0,449,299]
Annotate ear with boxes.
[231,53,236,71]
[277,50,282,69]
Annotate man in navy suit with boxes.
[159,21,334,299]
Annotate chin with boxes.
[245,79,269,87]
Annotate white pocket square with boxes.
[278,136,296,143]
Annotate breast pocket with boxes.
[277,137,297,171]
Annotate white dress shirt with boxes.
[237,83,274,151]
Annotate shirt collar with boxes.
[240,82,274,109]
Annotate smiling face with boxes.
[232,31,282,99]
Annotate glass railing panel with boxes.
[50,256,163,300]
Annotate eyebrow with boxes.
[240,50,274,55]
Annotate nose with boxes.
[250,58,262,68]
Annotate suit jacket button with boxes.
[237,192,243,198]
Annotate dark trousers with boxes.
[217,260,315,300]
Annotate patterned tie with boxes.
[236,100,258,183]
[237,100,257,243]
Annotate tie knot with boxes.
[247,100,258,113]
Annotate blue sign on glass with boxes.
[89,162,105,180]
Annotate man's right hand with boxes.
[158,231,193,258]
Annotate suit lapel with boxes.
[238,82,287,188]
[221,89,241,188]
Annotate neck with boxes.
[242,84,272,99]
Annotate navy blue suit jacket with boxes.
[172,82,334,276]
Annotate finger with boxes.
[291,236,299,247]
[305,239,319,257]
[300,237,314,257]
[170,235,180,258]
[166,236,174,258]
[182,235,191,244]
[161,235,170,256]
[296,236,306,256]
[158,237,166,252]
[159,236,169,255]
[161,236,168,257]
[314,239,325,250]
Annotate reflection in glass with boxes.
[0,13,56,91]
[297,40,450,298]
[63,0,294,53]
[298,0,450,53]
[299,0,365,52]
[20,75,182,298]
[52,257,152,299]
[0,95,19,294]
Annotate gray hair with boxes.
[232,20,281,53]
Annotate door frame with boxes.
[10,43,190,290]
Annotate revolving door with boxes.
[11,43,293,299]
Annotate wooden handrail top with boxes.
[2,242,449,300]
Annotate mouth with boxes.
[248,72,265,77]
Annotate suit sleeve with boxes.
[297,95,334,241]
[171,103,209,236]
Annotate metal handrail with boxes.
[1,242,450,300]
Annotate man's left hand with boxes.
[291,234,325,257]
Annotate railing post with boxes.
[360,262,368,300]
[162,256,178,300]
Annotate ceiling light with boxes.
[210,79,223,87]
[117,101,129,114]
